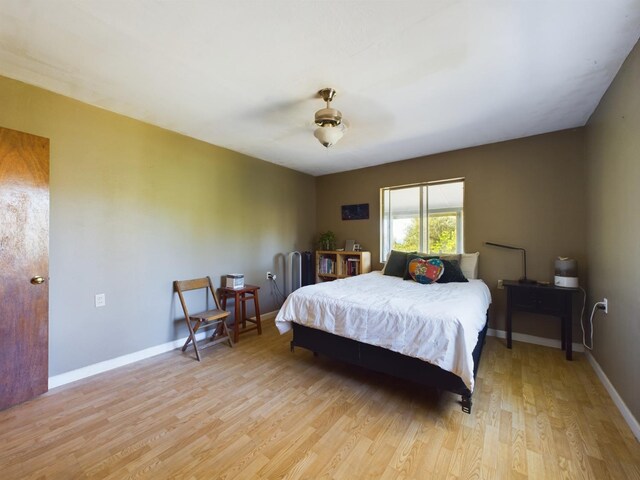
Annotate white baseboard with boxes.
[585,351,640,442]
[48,310,279,389]
[487,328,584,352]
[487,328,639,442]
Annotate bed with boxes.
[275,259,492,414]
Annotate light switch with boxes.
[95,293,106,307]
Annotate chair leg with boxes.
[182,319,201,361]
[191,324,202,361]
[209,321,231,345]
[208,322,222,342]
[182,330,193,350]
[222,320,234,348]
[182,320,200,349]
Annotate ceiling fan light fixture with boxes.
[315,107,342,127]
[314,124,344,148]
[314,87,345,147]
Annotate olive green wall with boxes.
[316,129,588,340]
[0,75,316,376]
[585,39,640,421]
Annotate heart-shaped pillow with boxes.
[408,258,444,284]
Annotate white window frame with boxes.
[380,178,464,262]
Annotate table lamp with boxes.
[485,242,537,285]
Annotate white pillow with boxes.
[460,252,479,279]
[380,250,392,274]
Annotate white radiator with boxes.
[285,251,302,296]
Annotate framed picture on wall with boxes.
[341,203,369,220]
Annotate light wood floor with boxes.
[1,321,639,479]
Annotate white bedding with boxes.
[276,271,491,391]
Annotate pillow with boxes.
[460,252,480,279]
[408,258,444,284]
[437,259,469,283]
[439,253,461,264]
[383,250,415,277]
[403,253,434,280]
[380,250,391,274]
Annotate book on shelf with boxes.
[319,256,336,274]
[346,258,360,276]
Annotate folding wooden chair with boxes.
[174,276,233,361]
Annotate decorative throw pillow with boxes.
[408,258,444,284]
[437,259,469,283]
[403,253,436,280]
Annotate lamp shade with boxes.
[314,125,344,147]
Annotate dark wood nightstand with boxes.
[503,280,578,360]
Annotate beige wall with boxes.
[316,129,588,339]
[0,75,316,376]
[585,40,640,420]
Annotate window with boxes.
[381,179,464,261]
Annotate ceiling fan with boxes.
[313,88,346,148]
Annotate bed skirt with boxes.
[290,312,489,414]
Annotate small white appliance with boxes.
[225,274,244,289]
[554,257,578,288]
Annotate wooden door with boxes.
[0,127,50,410]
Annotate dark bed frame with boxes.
[290,312,489,414]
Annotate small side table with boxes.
[218,284,262,343]
[504,280,578,360]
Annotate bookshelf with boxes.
[315,250,371,282]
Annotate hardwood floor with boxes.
[1,321,639,479]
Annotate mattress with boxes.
[276,271,492,391]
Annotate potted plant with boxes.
[318,231,336,251]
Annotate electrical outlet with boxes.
[266,272,275,280]
[497,279,504,290]
[95,293,106,308]
[596,297,609,314]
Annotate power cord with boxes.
[579,286,607,351]
[269,276,287,303]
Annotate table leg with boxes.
[241,292,247,328]
[565,296,573,360]
[219,294,228,339]
[561,318,566,351]
[254,289,262,335]
[506,288,513,349]
[234,292,241,343]
[565,316,572,361]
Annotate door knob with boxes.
[30,276,45,285]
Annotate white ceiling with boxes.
[1,1,639,176]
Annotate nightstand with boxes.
[503,280,578,360]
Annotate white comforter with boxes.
[276,271,491,391]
